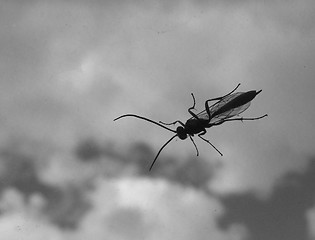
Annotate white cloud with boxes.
[75,178,248,240]
[0,213,64,240]
[0,188,64,240]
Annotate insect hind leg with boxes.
[212,114,268,126]
[205,83,241,118]
[198,130,223,156]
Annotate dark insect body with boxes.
[114,84,267,171]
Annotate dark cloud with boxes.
[75,138,104,162]
[219,157,315,240]
[0,138,89,229]
[0,130,315,239]
[126,141,216,188]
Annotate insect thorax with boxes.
[185,118,207,134]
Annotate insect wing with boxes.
[209,101,250,124]
[192,92,244,120]
[192,111,210,120]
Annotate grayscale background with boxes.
[1,1,315,239]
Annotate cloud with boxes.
[0,188,64,240]
[220,158,315,239]
[307,206,315,239]
[0,167,247,240]
[0,213,64,240]
[75,178,248,240]
[1,137,315,239]
[209,139,309,198]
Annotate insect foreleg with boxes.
[198,130,223,156]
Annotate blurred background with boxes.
[1,1,315,239]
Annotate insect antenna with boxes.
[114,114,176,133]
[149,134,178,171]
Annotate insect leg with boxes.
[159,120,185,127]
[188,135,199,156]
[149,134,178,171]
[205,83,241,104]
[212,114,268,126]
[188,93,200,119]
[205,83,241,117]
[198,130,223,156]
[221,83,241,98]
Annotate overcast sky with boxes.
[0,0,315,239]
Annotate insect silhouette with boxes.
[114,83,267,171]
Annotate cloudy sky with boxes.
[0,0,315,239]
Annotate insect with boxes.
[114,83,267,171]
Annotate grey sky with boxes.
[0,0,315,239]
